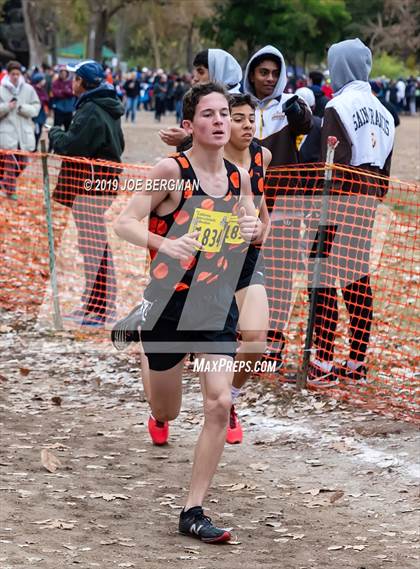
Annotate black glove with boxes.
[282,94,302,118]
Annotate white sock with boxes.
[347,360,363,370]
[231,386,241,403]
[313,358,333,372]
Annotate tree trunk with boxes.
[115,9,128,62]
[303,51,308,75]
[186,21,194,71]
[148,15,161,69]
[21,0,45,67]
[87,7,108,61]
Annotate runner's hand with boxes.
[160,231,202,260]
[237,207,262,242]
[159,127,188,146]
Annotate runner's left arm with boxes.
[237,167,265,243]
[259,146,272,242]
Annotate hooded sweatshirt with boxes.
[208,49,242,93]
[322,39,394,196]
[244,45,312,168]
[49,84,125,207]
[49,83,124,159]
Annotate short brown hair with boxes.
[229,93,256,110]
[6,60,22,73]
[182,82,230,121]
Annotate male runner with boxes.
[113,93,271,446]
[223,93,271,443]
[114,82,262,542]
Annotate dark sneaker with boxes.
[335,361,368,385]
[226,405,243,445]
[179,506,231,543]
[307,361,338,387]
[147,415,169,446]
[111,299,154,350]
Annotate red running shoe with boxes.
[148,415,169,445]
[226,405,243,445]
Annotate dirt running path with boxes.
[0,318,419,569]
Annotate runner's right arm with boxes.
[114,158,201,260]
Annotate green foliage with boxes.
[344,0,384,36]
[371,53,415,79]
[201,0,350,62]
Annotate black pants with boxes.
[311,275,373,362]
[307,195,378,362]
[72,194,117,317]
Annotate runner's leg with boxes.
[233,284,268,389]
[184,354,233,509]
[148,358,185,422]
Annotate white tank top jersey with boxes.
[326,81,395,169]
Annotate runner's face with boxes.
[229,104,256,150]
[192,65,210,85]
[250,60,280,99]
[184,92,231,147]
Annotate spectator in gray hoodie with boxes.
[159,48,242,147]
[308,38,395,387]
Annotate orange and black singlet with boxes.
[146,152,243,301]
[229,139,266,292]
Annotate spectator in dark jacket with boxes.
[51,66,75,130]
[173,76,187,122]
[154,74,167,122]
[370,81,400,127]
[49,60,125,328]
[309,71,330,118]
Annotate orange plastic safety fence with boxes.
[263,163,419,422]
[0,149,151,319]
[0,151,418,422]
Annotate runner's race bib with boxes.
[225,208,259,244]
[189,208,231,252]
[225,215,244,244]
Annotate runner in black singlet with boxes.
[223,94,272,444]
[114,83,263,543]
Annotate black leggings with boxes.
[312,275,373,362]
